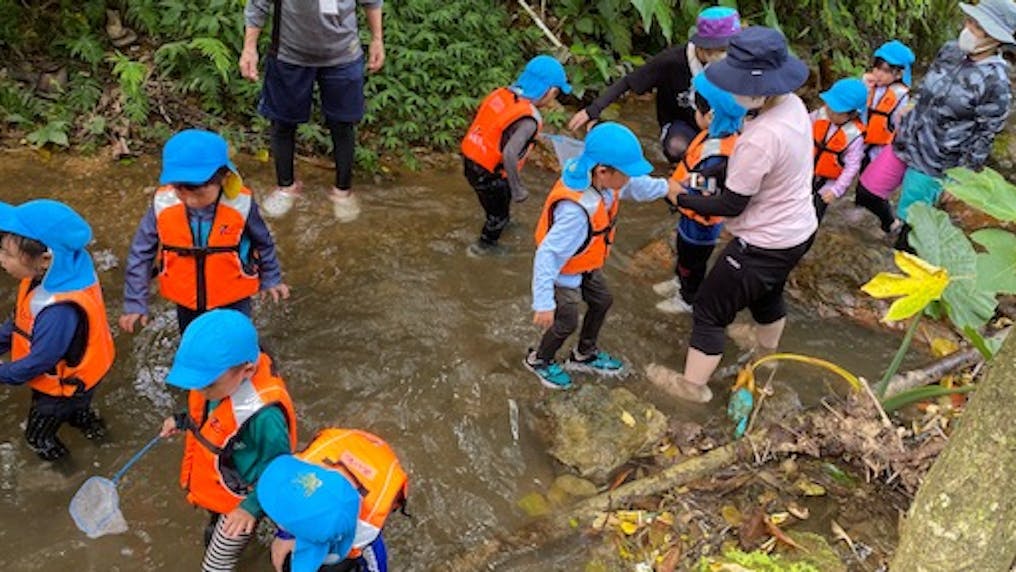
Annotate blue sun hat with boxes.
[873,40,916,86]
[0,200,96,293]
[820,78,869,115]
[513,55,572,100]
[562,123,653,189]
[257,455,361,572]
[165,309,259,390]
[692,72,746,137]
[690,6,742,49]
[160,129,243,198]
[705,27,810,96]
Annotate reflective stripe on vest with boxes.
[669,130,737,226]
[813,111,865,180]
[154,186,259,311]
[534,180,619,275]
[12,279,115,397]
[296,428,409,558]
[865,83,909,146]
[178,353,297,514]
[461,87,543,175]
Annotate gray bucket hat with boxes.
[961,0,1016,44]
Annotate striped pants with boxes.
[202,513,255,572]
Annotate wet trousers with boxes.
[463,157,511,244]
[25,387,104,461]
[176,297,252,334]
[675,235,715,304]
[535,270,613,362]
[202,512,255,572]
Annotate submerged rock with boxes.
[538,385,668,484]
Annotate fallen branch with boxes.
[516,0,566,50]
[883,348,982,399]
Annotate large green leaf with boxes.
[942,167,1016,223]
[908,203,997,331]
[629,0,657,34]
[971,228,1016,295]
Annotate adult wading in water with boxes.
[240,0,385,223]
[861,0,1015,250]
[646,27,817,403]
[566,7,741,163]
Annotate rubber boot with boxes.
[24,411,69,461]
[68,408,107,441]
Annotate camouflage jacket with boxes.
[894,42,1011,177]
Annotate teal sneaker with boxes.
[524,350,573,390]
[566,348,624,376]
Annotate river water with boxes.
[0,143,910,570]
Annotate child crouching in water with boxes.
[160,309,296,571]
[654,72,745,314]
[810,78,868,222]
[0,200,115,461]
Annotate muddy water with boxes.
[0,147,908,571]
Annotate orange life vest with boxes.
[154,186,260,311]
[178,353,297,514]
[812,110,866,181]
[534,180,619,275]
[669,130,738,226]
[461,87,543,175]
[864,83,909,146]
[11,279,115,397]
[296,428,409,558]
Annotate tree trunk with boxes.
[891,335,1016,571]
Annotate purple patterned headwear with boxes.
[690,7,742,49]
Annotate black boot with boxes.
[24,410,68,461]
[68,408,107,441]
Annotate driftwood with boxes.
[883,348,983,399]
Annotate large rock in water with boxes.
[538,385,668,484]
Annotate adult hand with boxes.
[159,416,180,438]
[367,38,385,73]
[221,507,257,538]
[567,109,592,132]
[533,310,554,330]
[262,284,291,303]
[820,188,837,204]
[239,46,259,81]
[271,538,296,572]
[119,313,149,333]
[666,178,686,205]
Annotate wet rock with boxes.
[781,531,847,572]
[755,381,804,427]
[549,474,599,500]
[106,10,138,48]
[35,64,67,97]
[538,385,668,484]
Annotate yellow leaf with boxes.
[861,250,949,322]
[619,520,639,535]
[720,505,744,527]
[620,410,637,427]
[930,337,959,357]
[255,148,270,162]
[795,478,826,497]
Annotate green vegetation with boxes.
[0,0,960,167]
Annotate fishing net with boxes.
[542,133,585,171]
[69,476,129,538]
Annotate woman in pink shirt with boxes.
[648,27,818,403]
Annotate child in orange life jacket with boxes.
[461,55,571,255]
[258,429,409,572]
[159,309,297,571]
[855,40,914,235]
[120,129,290,335]
[810,78,868,222]
[526,123,682,389]
[0,200,115,461]
[654,72,745,315]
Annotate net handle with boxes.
[111,435,162,485]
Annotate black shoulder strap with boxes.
[269,0,282,57]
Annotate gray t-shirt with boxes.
[245,0,382,67]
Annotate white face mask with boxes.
[733,94,766,111]
[958,27,979,53]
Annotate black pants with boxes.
[854,182,896,233]
[675,235,715,304]
[536,270,613,362]
[176,297,253,334]
[463,157,511,244]
[25,387,100,460]
[272,120,356,190]
[690,235,815,355]
[812,178,830,223]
